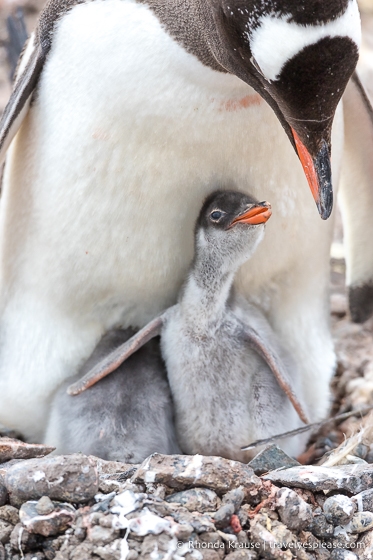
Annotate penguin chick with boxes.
[45,329,180,462]
[68,190,310,461]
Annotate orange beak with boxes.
[292,128,333,220]
[230,202,272,227]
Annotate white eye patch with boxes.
[249,0,361,82]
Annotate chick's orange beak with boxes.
[230,202,272,226]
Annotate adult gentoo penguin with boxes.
[67,190,309,461]
[0,0,362,443]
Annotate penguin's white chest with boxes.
[3,0,332,329]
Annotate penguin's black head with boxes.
[207,0,360,219]
[197,190,271,232]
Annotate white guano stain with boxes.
[32,471,45,482]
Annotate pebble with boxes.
[132,454,261,498]
[87,525,120,545]
[348,512,373,534]
[19,500,76,537]
[264,464,373,494]
[354,444,369,460]
[311,514,334,538]
[0,437,54,463]
[4,454,99,507]
[198,532,225,560]
[329,551,358,560]
[248,445,300,475]
[298,531,330,560]
[166,488,220,513]
[323,495,356,525]
[276,488,313,532]
[9,523,40,553]
[222,487,245,512]
[0,520,12,544]
[352,489,373,513]
[140,533,176,560]
[250,517,292,560]
[0,505,19,525]
[355,527,373,560]
[330,293,347,317]
[0,486,6,508]
[213,504,235,529]
[35,496,55,516]
[225,552,258,560]
[365,446,373,464]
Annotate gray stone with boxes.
[199,532,225,559]
[0,543,4,560]
[298,531,330,560]
[35,496,55,516]
[173,522,194,540]
[354,445,369,460]
[222,487,245,512]
[0,505,19,526]
[170,509,216,534]
[140,533,176,560]
[94,538,122,560]
[330,294,347,317]
[0,520,12,544]
[352,489,373,513]
[329,551,358,560]
[225,552,258,560]
[4,454,99,507]
[19,500,76,537]
[0,438,54,463]
[349,512,373,534]
[250,518,292,560]
[264,464,373,494]
[213,503,235,529]
[0,486,6,508]
[311,514,334,538]
[356,528,373,560]
[88,525,120,545]
[248,445,300,475]
[366,449,373,464]
[166,488,220,513]
[132,454,261,498]
[331,534,358,550]
[323,495,356,525]
[9,523,40,553]
[276,488,313,532]
[23,553,45,560]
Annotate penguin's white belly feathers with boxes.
[0,0,342,438]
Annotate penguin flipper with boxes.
[0,43,44,164]
[67,312,169,396]
[339,71,373,323]
[238,321,309,424]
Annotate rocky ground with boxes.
[0,0,373,559]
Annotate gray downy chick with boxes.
[68,191,310,461]
[45,329,180,462]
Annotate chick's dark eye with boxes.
[210,211,223,221]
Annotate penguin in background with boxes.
[0,0,367,446]
[339,8,373,324]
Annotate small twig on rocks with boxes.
[241,405,373,451]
